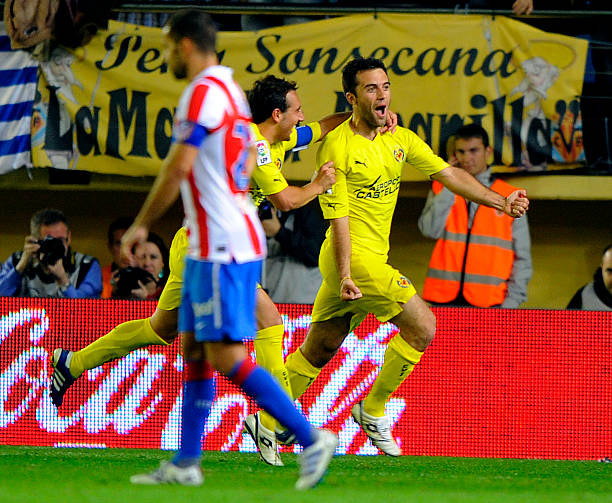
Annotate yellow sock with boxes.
[363,335,423,417]
[70,318,169,378]
[254,324,291,431]
[285,348,321,401]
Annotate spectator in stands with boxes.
[260,198,328,304]
[418,124,532,308]
[449,0,534,14]
[511,0,534,15]
[0,208,101,298]
[567,244,612,311]
[101,217,133,299]
[112,232,169,300]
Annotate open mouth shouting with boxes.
[374,105,387,120]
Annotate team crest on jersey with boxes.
[394,148,405,162]
[397,276,411,288]
[256,140,272,166]
[275,158,282,170]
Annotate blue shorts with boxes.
[179,257,262,342]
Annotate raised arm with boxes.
[431,165,529,218]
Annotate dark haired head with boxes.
[454,123,490,149]
[342,57,388,96]
[164,9,216,54]
[248,75,298,124]
[30,209,68,236]
[107,217,134,246]
[144,232,170,284]
[603,244,612,256]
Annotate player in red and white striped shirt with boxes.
[121,9,336,491]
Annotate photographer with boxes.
[0,209,101,298]
[112,232,169,300]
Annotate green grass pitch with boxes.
[1,446,611,503]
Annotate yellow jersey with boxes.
[250,121,322,207]
[317,121,448,259]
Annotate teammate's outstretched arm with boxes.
[317,109,397,141]
[267,161,336,212]
[432,165,529,218]
[317,112,351,140]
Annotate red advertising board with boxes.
[0,298,610,459]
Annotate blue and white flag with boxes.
[0,26,38,174]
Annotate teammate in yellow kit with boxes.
[282,57,530,456]
[50,74,392,465]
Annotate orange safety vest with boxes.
[422,179,517,307]
[101,264,113,299]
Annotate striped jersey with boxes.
[174,65,265,264]
[0,26,37,174]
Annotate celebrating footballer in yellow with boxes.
[283,57,530,456]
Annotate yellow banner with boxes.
[32,14,588,179]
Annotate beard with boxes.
[172,62,187,80]
[363,110,386,130]
[356,103,386,129]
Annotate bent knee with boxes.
[150,310,179,344]
[418,311,436,346]
[159,329,178,344]
[255,300,283,330]
[403,313,436,351]
[301,343,336,369]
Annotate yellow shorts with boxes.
[157,227,263,310]
[312,241,417,332]
[157,227,188,312]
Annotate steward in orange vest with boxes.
[423,178,519,307]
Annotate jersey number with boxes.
[229,120,251,192]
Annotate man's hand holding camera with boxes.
[45,255,70,288]
[16,234,70,287]
[36,236,70,286]
[0,209,102,299]
[15,235,41,275]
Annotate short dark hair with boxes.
[454,123,490,149]
[342,57,388,95]
[107,217,134,245]
[248,75,298,124]
[165,9,216,54]
[30,209,68,236]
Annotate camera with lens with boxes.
[37,236,66,266]
[114,266,156,298]
[258,199,274,220]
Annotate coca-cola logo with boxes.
[0,302,403,455]
[2,299,611,460]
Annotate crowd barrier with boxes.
[0,297,610,459]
